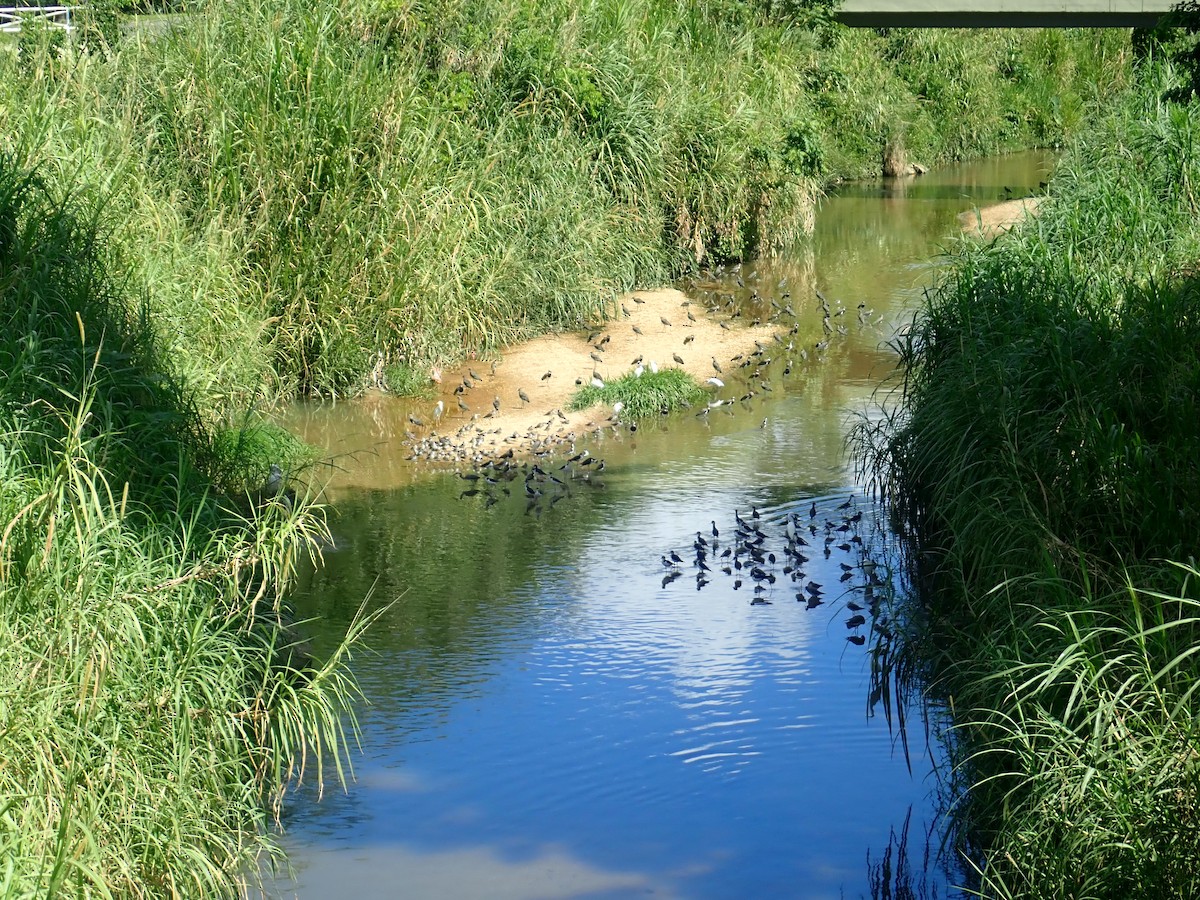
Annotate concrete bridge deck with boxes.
[837,1,1176,28]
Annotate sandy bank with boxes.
[405,287,790,463]
[959,196,1044,237]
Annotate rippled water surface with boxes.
[269,153,1054,899]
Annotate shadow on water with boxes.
[268,151,1056,900]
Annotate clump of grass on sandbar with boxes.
[569,368,705,419]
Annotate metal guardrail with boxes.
[0,6,75,34]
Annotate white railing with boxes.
[0,6,75,34]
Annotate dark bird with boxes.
[847,634,866,646]
[518,388,531,405]
[845,614,867,629]
[632,325,644,336]
[541,371,552,380]
[660,316,672,328]
[683,334,695,345]
[673,353,685,366]
[492,397,501,412]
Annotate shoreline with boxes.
[402,286,794,465]
[959,196,1044,237]
[395,192,1048,466]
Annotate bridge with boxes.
[837,0,1175,28]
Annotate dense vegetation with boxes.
[855,59,1200,898]
[3,0,1130,401]
[0,158,362,894]
[0,1,1144,893]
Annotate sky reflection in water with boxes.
[269,152,1055,900]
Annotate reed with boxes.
[0,0,1130,402]
[0,155,362,895]
[854,64,1200,898]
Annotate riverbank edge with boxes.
[0,158,363,895]
[854,62,1200,897]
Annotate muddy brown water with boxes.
[267,152,1054,899]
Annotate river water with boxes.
[267,152,1053,899]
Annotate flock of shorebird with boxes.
[454,446,610,516]
[403,267,880,469]
[659,496,891,647]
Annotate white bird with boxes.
[433,400,444,420]
[649,360,659,374]
[634,364,644,377]
[707,377,724,388]
[591,375,605,388]
[613,401,624,415]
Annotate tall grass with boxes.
[854,64,1200,898]
[0,156,362,894]
[0,0,1130,400]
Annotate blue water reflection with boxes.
[269,153,1055,899]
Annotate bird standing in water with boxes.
[259,464,295,512]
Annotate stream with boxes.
[267,151,1054,899]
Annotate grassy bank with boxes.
[855,61,1200,898]
[1,0,1131,401]
[0,158,361,894]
